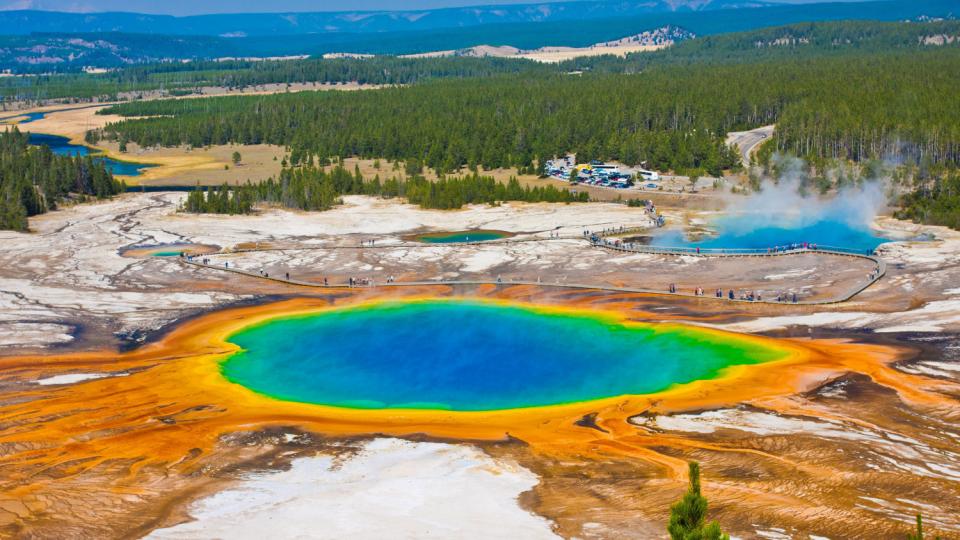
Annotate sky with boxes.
[0,0,855,16]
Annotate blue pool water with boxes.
[29,133,93,156]
[28,133,156,177]
[651,215,889,253]
[220,300,787,411]
[1,111,46,124]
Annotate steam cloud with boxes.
[725,157,889,233]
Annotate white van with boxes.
[638,169,660,181]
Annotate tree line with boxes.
[563,19,960,72]
[92,71,751,176]
[92,47,960,176]
[4,19,956,103]
[0,128,122,231]
[0,56,553,102]
[896,169,960,230]
[181,165,588,215]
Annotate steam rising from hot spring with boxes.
[650,158,893,250]
[724,161,888,233]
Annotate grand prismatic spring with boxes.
[221,300,789,411]
[2,283,956,538]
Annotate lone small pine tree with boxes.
[908,514,924,540]
[668,462,729,540]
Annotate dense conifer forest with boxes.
[7,17,960,229]
[0,0,954,73]
[565,19,960,71]
[4,19,955,101]
[0,129,122,231]
[182,165,589,215]
[896,171,960,230]
[92,73,743,175]
[0,56,553,102]
[92,47,960,175]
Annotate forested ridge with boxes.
[0,0,954,73]
[565,19,960,71]
[0,128,122,231]
[0,56,552,101]
[183,165,588,215]
[93,47,960,175]
[3,19,957,101]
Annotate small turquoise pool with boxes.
[120,243,218,258]
[220,300,788,411]
[651,215,889,253]
[28,133,156,177]
[414,230,512,243]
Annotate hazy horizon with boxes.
[0,0,871,16]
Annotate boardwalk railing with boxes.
[174,220,887,306]
[586,228,886,304]
[591,239,876,258]
[588,228,878,257]
[182,236,886,306]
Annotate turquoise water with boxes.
[651,215,888,253]
[119,243,210,258]
[28,133,156,177]
[221,301,786,411]
[418,230,510,243]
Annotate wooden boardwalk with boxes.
[180,230,886,306]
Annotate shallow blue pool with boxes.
[651,215,889,253]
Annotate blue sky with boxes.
[0,0,857,16]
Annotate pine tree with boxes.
[668,462,730,540]
[908,514,924,540]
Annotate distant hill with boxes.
[0,0,955,72]
[2,19,957,103]
[0,1,777,37]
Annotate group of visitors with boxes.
[584,226,629,238]
[774,292,800,303]
[767,243,818,253]
[643,202,666,228]
[660,285,802,303]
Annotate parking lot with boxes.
[544,156,725,196]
